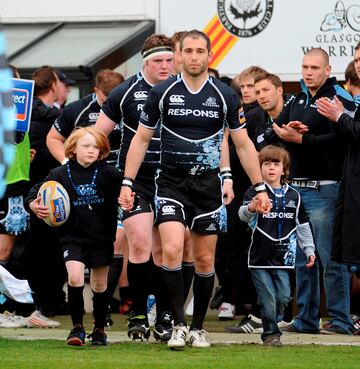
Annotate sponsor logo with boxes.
[217,0,274,38]
[53,198,66,222]
[137,103,145,111]
[88,112,99,121]
[134,91,148,100]
[140,111,149,122]
[257,133,265,143]
[206,223,217,231]
[12,88,29,121]
[286,200,297,208]
[63,250,69,258]
[162,205,176,215]
[262,212,294,219]
[129,204,141,213]
[203,97,219,107]
[299,99,305,105]
[168,108,220,118]
[169,94,185,105]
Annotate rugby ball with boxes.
[38,181,71,227]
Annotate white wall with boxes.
[0,0,159,23]
[3,0,359,80]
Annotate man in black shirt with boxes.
[96,34,175,342]
[119,30,269,349]
[273,48,355,335]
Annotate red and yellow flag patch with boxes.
[204,15,238,69]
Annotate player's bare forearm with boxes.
[235,138,263,185]
[220,129,230,169]
[46,127,66,163]
[123,126,152,180]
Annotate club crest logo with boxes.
[320,1,360,32]
[217,0,274,38]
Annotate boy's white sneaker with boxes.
[187,329,211,348]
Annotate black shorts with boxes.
[121,174,155,221]
[154,169,227,235]
[0,181,30,234]
[62,243,113,268]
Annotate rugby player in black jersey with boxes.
[119,30,270,349]
[95,34,177,342]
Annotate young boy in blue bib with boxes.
[239,145,316,346]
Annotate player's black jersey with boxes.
[101,72,160,173]
[139,74,245,174]
[53,93,122,166]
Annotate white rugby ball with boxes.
[38,180,71,227]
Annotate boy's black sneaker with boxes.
[88,328,108,346]
[154,311,172,342]
[67,325,86,346]
[127,313,150,341]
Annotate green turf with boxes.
[1,337,359,369]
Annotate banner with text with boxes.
[160,0,360,80]
[12,78,34,132]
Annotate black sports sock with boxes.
[127,261,150,315]
[182,261,194,304]
[119,286,132,303]
[162,265,186,326]
[93,290,108,330]
[151,264,169,322]
[107,255,123,298]
[67,285,84,327]
[191,270,215,331]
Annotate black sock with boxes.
[127,261,150,315]
[93,290,108,330]
[152,264,169,322]
[182,261,194,304]
[162,265,185,326]
[107,255,123,299]
[191,270,215,331]
[119,286,132,303]
[67,285,84,327]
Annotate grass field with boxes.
[1,337,360,369]
[1,314,360,369]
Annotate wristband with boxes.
[220,167,232,182]
[122,177,134,189]
[254,181,266,193]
